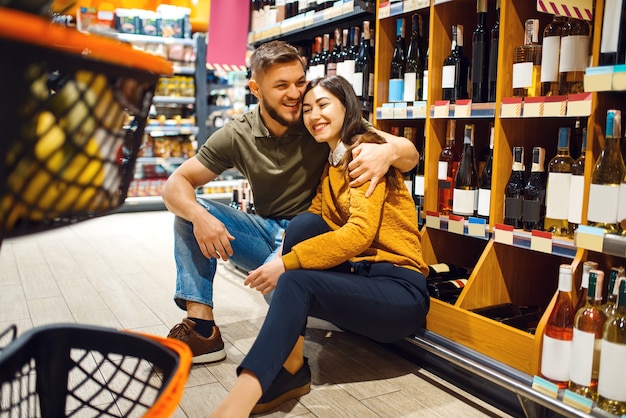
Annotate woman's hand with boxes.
[244,257,286,295]
[348,142,393,197]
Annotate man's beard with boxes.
[265,101,301,128]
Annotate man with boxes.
[161,40,418,364]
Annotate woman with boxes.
[210,76,429,417]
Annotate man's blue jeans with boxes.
[173,198,290,310]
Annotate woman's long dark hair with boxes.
[303,75,403,191]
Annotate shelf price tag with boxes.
[536,0,593,21]
[411,101,428,118]
[523,96,544,117]
[494,223,514,246]
[394,102,408,119]
[584,66,614,92]
[566,93,592,116]
[563,390,593,413]
[380,103,394,119]
[500,97,522,118]
[574,225,605,253]
[453,99,472,118]
[426,211,441,230]
[613,64,626,90]
[544,95,567,117]
[531,375,559,399]
[530,229,553,254]
[433,100,450,118]
[448,214,465,235]
[341,0,354,14]
[467,217,487,238]
[378,1,391,18]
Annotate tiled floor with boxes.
[0,210,515,417]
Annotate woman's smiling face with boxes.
[302,84,345,151]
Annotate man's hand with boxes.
[244,257,286,295]
[348,142,393,197]
[192,213,235,261]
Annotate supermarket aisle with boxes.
[0,210,514,417]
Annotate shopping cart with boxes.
[0,7,192,417]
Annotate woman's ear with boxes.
[249,79,261,99]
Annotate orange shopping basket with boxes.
[0,323,192,417]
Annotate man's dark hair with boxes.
[249,40,305,78]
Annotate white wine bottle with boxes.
[597,279,626,415]
[545,127,574,237]
[452,124,478,217]
[588,110,626,233]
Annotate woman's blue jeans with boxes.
[173,198,290,310]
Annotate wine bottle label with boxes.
[522,199,541,223]
[546,172,571,219]
[504,196,523,219]
[438,161,449,180]
[540,36,561,83]
[601,0,624,54]
[441,65,456,89]
[367,73,374,98]
[618,183,626,227]
[568,175,585,224]
[414,175,425,196]
[570,328,598,386]
[389,79,404,102]
[353,72,364,96]
[588,184,620,223]
[423,70,429,101]
[343,61,355,84]
[477,188,491,217]
[559,36,591,72]
[512,62,533,89]
[541,334,572,382]
[452,189,476,216]
[430,263,451,274]
[403,72,417,102]
[598,339,626,401]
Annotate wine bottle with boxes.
[545,127,574,237]
[471,0,489,103]
[575,261,599,313]
[599,0,626,66]
[512,19,542,98]
[438,120,460,215]
[441,24,469,103]
[558,18,591,95]
[453,124,478,217]
[523,147,546,231]
[415,125,426,227]
[588,110,626,234]
[504,146,525,228]
[597,279,626,415]
[342,27,358,88]
[229,188,240,210]
[540,15,568,96]
[427,262,461,281]
[326,28,341,77]
[404,13,424,102]
[568,124,587,234]
[477,125,494,219]
[423,45,429,102]
[569,270,607,400]
[354,21,373,103]
[308,36,323,80]
[389,17,406,102]
[427,278,468,303]
[336,28,349,80]
[602,267,625,318]
[487,0,500,102]
[317,32,330,77]
[540,264,575,389]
